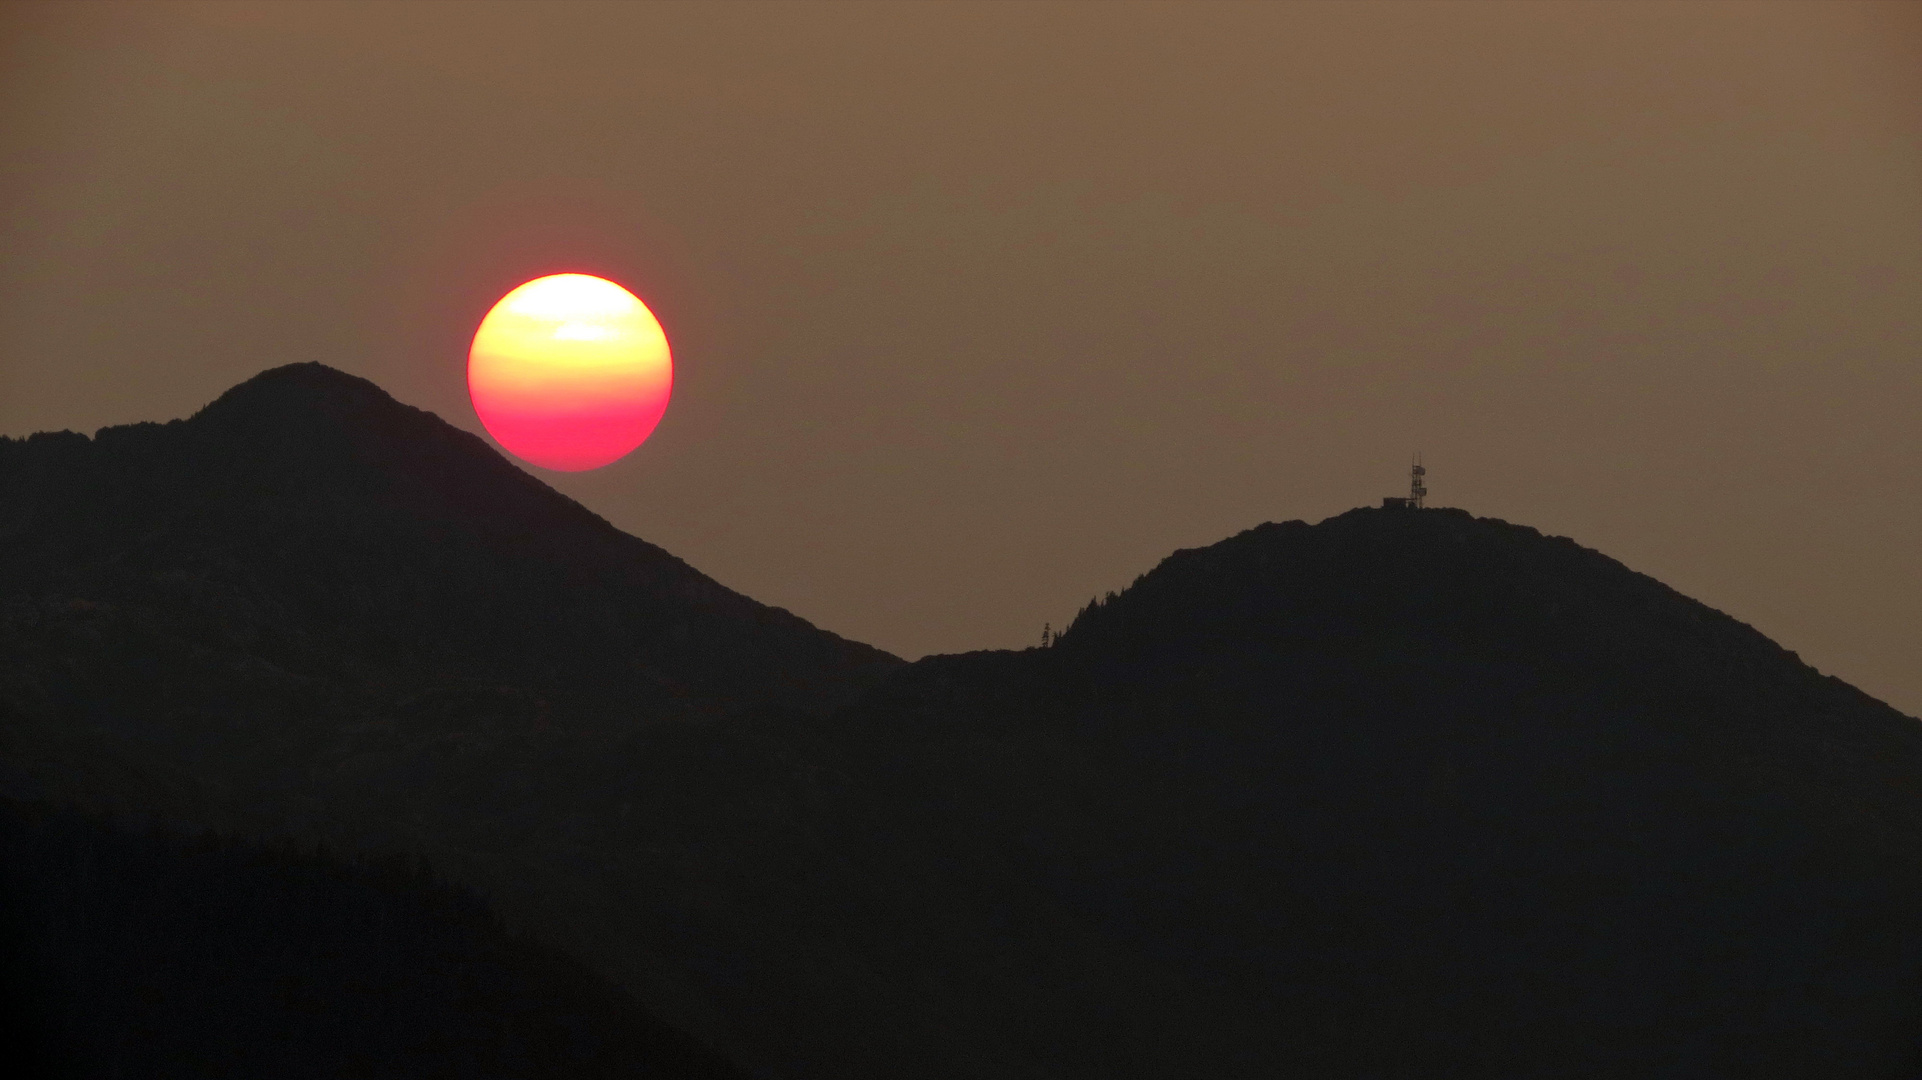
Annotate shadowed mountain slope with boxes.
[4,366,1922,1078]
[801,508,1922,1077]
[0,362,896,718]
[0,364,902,1074]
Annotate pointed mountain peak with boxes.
[187,362,480,467]
[1,363,899,714]
[202,361,397,411]
[166,364,613,545]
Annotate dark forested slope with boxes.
[0,799,747,1080]
[0,365,903,1073]
[0,362,896,720]
[5,365,1922,1078]
[802,507,1922,1077]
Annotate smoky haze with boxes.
[2,0,1918,713]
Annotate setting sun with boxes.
[467,273,672,471]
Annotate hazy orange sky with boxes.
[3,1,1919,713]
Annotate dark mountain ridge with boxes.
[0,365,906,1071]
[6,365,1922,1077]
[1064,507,1821,668]
[807,510,1922,1077]
[0,362,896,720]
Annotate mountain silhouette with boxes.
[4,365,1921,1078]
[0,362,896,721]
[815,509,1922,1076]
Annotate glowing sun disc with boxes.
[467,273,672,471]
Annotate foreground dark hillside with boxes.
[0,799,746,1080]
[813,509,1922,1076]
[5,367,1922,1077]
[0,365,903,1070]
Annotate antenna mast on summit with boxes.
[1410,455,1427,509]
